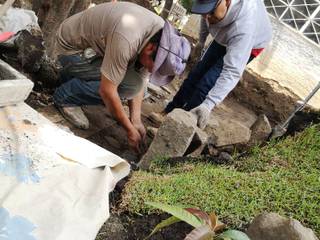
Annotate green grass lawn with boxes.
[120,124,320,235]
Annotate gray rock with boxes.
[187,128,208,157]
[147,112,165,128]
[247,213,319,240]
[204,117,251,147]
[147,82,165,97]
[217,152,233,163]
[138,109,197,170]
[249,114,272,145]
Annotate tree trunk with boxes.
[33,0,91,58]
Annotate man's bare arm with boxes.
[99,74,142,152]
[128,87,146,144]
[128,87,144,124]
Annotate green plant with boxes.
[145,202,250,240]
[179,0,193,13]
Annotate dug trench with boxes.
[1,42,320,239]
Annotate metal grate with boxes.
[264,0,320,44]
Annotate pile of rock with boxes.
[138,107,272,169]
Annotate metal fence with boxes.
[264,0,320,44]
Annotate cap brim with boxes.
[150,70,174,87]
[191,1,216,14]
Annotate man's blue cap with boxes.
[191,0,218,14]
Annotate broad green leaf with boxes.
[184,225,214,240]
[144,216,181,240]
[218,230,250,240]
[146,202,203,228]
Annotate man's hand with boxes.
[127,127,144,154]
[132,120,146,141]
[190,104,211,129]
[132,120,147,153]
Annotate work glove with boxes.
[190,104,211,129]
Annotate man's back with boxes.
[55,2,164,85]
[56,2,164,57]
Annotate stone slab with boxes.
[187,128,208,157]
[138,109,197,169]
[0,59,34,107]
[205,116,251,147]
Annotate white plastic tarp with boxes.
[0,103,130,240]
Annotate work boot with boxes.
[58,106,89,129]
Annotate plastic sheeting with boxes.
[0,103,130,240]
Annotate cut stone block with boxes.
[138,109,197,170]
[204,116,251,147]
[147,112,165,128]
[0,59,34,107]
[147,126,158,138]
[186,128,208,157]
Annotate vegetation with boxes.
[145,202,249,240]
[120,124,320,235]
[180,0,193,13]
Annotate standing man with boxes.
[53,2,191,153]
[165,0,272,129]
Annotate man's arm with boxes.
[128,86,146,130]
[191,34,254,129]
[99,74,142,153]
[202,34,254,111]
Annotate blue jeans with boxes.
[53,54,103,107]
[165,41,254,112]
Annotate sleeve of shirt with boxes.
[202,33,254,110]
[101,33,133,85]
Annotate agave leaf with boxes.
[214,220,226,232]
[185,208,210,226]
[184,225,215,240]
[146,202,203,228]
[218,230,250,240]
[144,216,181,240]
[208,212,217,229]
